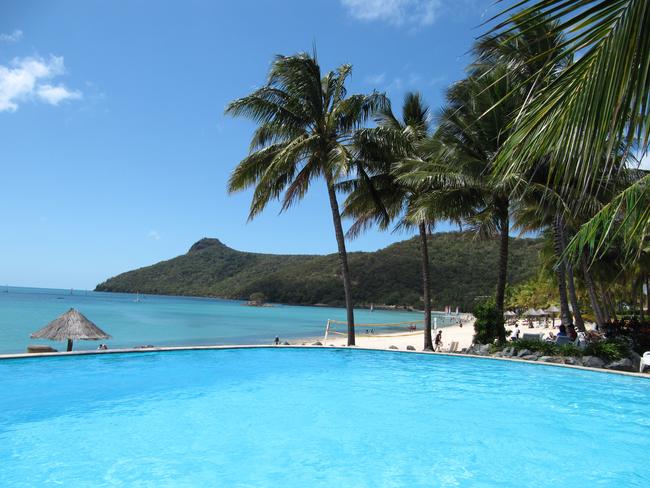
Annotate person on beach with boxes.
[434,330,442,351]
[567,325,577,341]
[510,325,520,341]
[274,336,280,345]
[557,325,567,337]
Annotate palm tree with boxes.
[341,92,438,350]
[430,65,522,341]
[490,0,650,264]
[225,52,387,346]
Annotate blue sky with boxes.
[0,0,526,289]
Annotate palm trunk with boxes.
[495,204,509,342]
[553,214,572,327]
[559,221,585,331]
[581,258,605,329]
[419,222,433,351]
[325,174,355,346]
[646,276,649,314]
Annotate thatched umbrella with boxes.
[545,305,560,327]
[30,308,111,351]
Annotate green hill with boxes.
[95,232,543,310]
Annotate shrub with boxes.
[473,298,506,344]
[584,339,629,361]
[249,292,267,304]
[556,344,583,357]
[510,339,558,355]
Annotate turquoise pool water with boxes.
[1,349,649,487]
[0,287,440,354]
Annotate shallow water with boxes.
[1,348,649,487]
[0,287,439,354]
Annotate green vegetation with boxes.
[96,232,543,310]
[501,338,628,361]
[473,298,506,345]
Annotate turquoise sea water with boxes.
[0,287,440,354]
[1,348,649,487]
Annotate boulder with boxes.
[475,344,491,356]
[539,356,564,364]
[605,358,635,372]
[521,354,539,361]
[564,356,582,366]
[311,341,323,346]
[502,347,515,357]
[406,345,416,351]
[389,345,398,350]
[492,351,504,357]
[582,356,605,368]
[282,341,290,345]
[629,351,642,372]
[517,349,532,358]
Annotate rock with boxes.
[520,354,538,361]
[517,349,532,358]
[582,356,605,368]
[282,341,290,345]
[476,344,490,356]
[389,345,398,350]
[503,347,515,357]
[564,356,582,366]
[605,358,634,372]
[311,341,323,346]
[492,351,504,357]
[629,351,641,371]
[539,356,564,364]
[406,345,416,351]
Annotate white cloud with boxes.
[148,230,161,240]
[37,84,82,105]
[364,73,386,85]
[0,29,23,43]
[341,0,441,27]
[0,55,82,112]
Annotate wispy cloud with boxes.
[364,73,386,85]
[340,0,441,27]
[148,230,161,240]
[0,55,82,112]
[0,29,23,43]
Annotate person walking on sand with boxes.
[434,330,443,351]
[274,336,280,346]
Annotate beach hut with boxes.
[30,308,111,352]
[545,305,560,327]
[504,310,517,325]
[524,308,540,328]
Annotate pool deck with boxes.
[1,344,649,380]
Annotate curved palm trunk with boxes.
[559,223,585,331]
[325,174,355,346]
[553,214,572,327]
[581,257,605,329]
[494,203,509,342]
[419,222,433,351]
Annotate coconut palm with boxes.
[225,52,387,346]
[490,0,650,263]
[341,92,439,350]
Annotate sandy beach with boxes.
[316,318,561,352]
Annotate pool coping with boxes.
[1,344,649,380]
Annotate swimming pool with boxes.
[1,349,649,487]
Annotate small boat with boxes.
[134,292,142,303]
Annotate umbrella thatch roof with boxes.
[536,308,547,316]
[524,308,540,316]
[545,305,560,313]
[31,308,111,341]
[504,311,517,317]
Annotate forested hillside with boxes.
[96,232,543,310]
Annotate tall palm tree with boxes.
[490,0,650,263]
[341,92,438,350]
[225,52,387,346]
[431,66,522,340]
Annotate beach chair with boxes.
[522,333,543,342]
[640,352,650,373]
[447,341,459,353]
[554,336,574,346]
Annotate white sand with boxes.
[310,318,558,352]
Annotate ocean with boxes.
[0,287,456,354]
